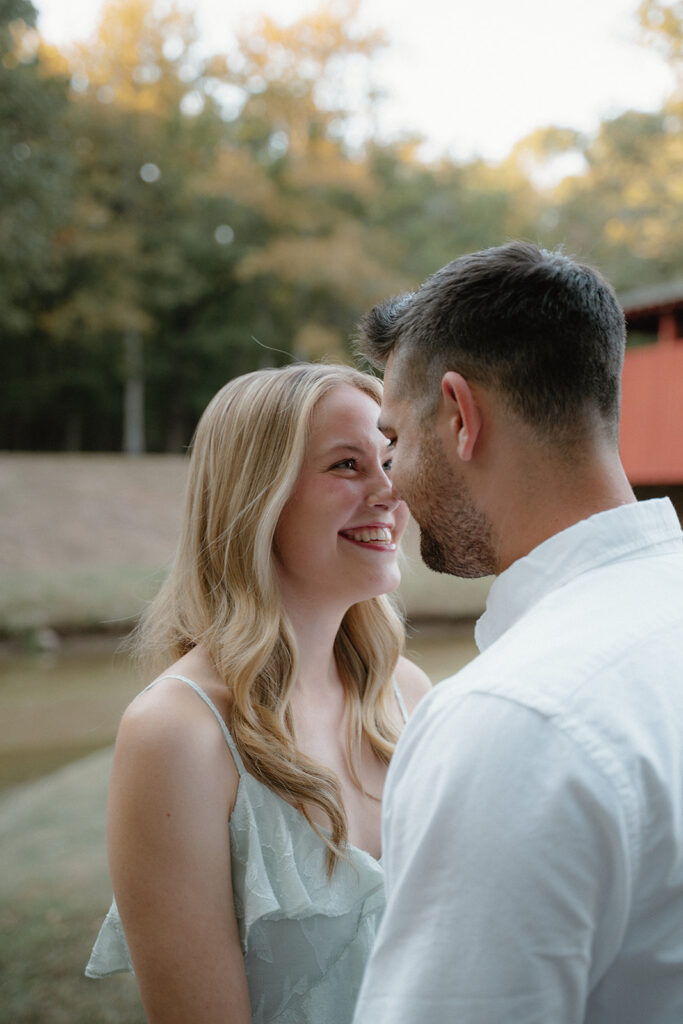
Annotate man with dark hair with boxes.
[352,242,683,1024]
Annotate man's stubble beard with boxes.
[410,430,496,579]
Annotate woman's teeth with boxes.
[343,527,392,543]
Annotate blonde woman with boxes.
[86,363,431,1023]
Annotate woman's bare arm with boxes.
[107,680,251,1024]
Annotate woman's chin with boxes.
[364,566,403,600]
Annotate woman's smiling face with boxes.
[274,383,409,612]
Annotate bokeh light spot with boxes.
[214,224,235,245]
[140,163,161,183]
[163,35,184,61]
[180,91,205,116]
[70,72,88,93]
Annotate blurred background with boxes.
[1,0,682,1019]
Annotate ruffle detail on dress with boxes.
[85,898,134,978]
[230,774,384,941]
[85,770,385,1022]
[229,775,385,1022]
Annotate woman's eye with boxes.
[332,458,356,470]
[382,458,393,472]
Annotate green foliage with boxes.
[0,0,71,331]
[0,0,75,449]
[1,0,681,451]
[546,107,683,289]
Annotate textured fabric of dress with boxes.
[86,673,402,1024]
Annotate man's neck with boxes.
[489,451,636,575]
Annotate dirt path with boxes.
[0,453,491,634]
[0,453,188,633]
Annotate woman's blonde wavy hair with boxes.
[136,362,405,870]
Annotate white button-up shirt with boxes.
[354,499,683,1024]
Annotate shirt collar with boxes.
[475,498,682,652]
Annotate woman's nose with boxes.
[366,469,399,509]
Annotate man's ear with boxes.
[441,372,481,462]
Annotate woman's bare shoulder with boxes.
[115,650,238,804]
[124,646,226,724]
[395,655,432,716]
[107,655,250,1021]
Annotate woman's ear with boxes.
[441,372,482,462]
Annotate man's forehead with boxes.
[378,353,409,430]
[380,352,401,402]
[377,383,407,436]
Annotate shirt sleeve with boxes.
[353,689,633,1024]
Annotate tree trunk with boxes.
[122,329,145,455]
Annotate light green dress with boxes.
[86,674,407,1023]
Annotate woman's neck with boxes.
[285,598,346,699]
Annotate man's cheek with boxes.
[394,501,410,540]
[392,462,407,502]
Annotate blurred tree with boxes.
[0,0,73,448]
[541,0,683,292]
[38,0,240,451]
[551,112,680,287]
[208,1,412,360]
[4,0,681,450]
[366,140,544,285]
[638,0,682,82]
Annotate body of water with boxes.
[0,622,479,790]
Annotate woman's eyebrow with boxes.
[320,442,366,456]
[318,435,393,459]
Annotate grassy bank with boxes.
[0,748,145,1023]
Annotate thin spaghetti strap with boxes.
[152,673,246,775]
[393,678,409,725]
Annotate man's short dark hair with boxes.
[357,241,626,444]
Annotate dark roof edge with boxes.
[618,279,683,314]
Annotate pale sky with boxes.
[35,0,674,164]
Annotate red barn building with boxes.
[618,280,683,518]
